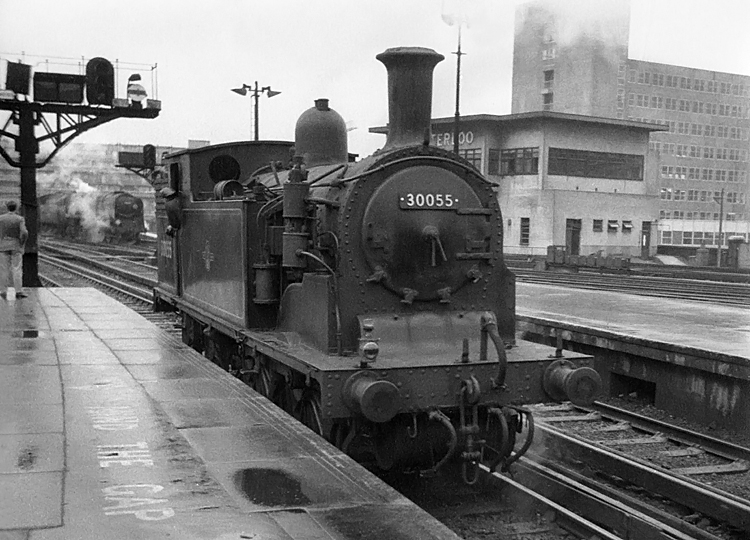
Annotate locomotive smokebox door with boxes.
[361,165,490,302]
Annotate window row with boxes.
[629,70,748,97]
[517,217,634,246]
[664,122,746,140]
[629,93,746,117]
[547,148,643,181]
[659,166,747,183]
[660,188,746,204]
[654,143,747,161]
[488,148,539,176]
[592,219,633,232]
[660,211,746,221]
[660,231,748,246]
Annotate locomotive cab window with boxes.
[169,162,181,193]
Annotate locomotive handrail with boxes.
[307,163,347,186]
[312,154,485,188]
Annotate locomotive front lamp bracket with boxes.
[358,319,379,368]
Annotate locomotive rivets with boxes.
[335,374,340,379]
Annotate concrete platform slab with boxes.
[0,472,62,529]
[0,288,460,540]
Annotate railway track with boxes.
[512,268,750,307]
[526,402,750,538]
[38,246,174,334]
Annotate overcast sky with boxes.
[2,0,749,158]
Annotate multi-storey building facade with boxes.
[512,0,750,262]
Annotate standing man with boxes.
[0,200,29,299]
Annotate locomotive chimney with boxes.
[376,47,444,150]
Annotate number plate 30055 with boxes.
[399,192,458,210]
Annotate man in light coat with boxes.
[0,200,29,299]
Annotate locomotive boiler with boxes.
[154,47,601,481]
[39,190,145,243]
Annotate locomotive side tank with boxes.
[39,190,145,242]
[154,47,602,481]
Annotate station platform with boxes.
[515,282,749,361]
[516,282,750,433]
[0,288,459,540]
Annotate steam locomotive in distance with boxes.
[154,47,602,482]
[39,190,145,243]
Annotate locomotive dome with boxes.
[294,98,348,167]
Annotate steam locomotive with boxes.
[39,190,145,243]
[154,47,601,481]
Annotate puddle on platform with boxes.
[233,468,310,507]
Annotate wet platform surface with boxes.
[516,282,750,361]
[0,288,460,540]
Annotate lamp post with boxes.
[230,81,281,141]
[452,26,465,156]
[714,187,725,268]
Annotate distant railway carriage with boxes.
[154,47,602,482]
[39,190,145,243]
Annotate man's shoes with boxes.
[16,292,28,298]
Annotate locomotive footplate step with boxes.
[0,288,460,540]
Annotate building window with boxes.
[607,220,619,232]
[543,69,554,88]
[520,217,530,246]
[500,148,539,176]
[593,219,603,232]
[622,220,633,232]
[543,92,553,110]
[548,148,643,181]
[458,148,482,169]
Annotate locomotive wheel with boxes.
[271,375,297,415]
[294,387,323,435]
[248,363,273,399]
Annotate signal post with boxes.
[0,56,160,286]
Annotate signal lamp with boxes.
[86,57,115,106]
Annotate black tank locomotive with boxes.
[154,47,601,481]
